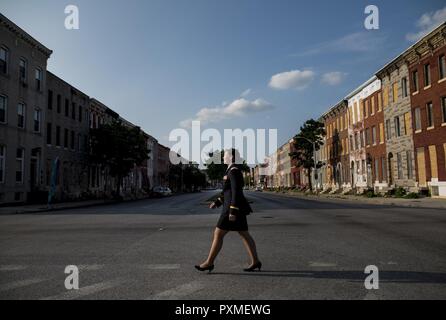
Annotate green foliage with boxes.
[204,150,250,181]
[89,120,149,197]
[404,192,419,199]
[289,119,326,190]
[394,187,407,198]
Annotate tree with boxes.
[89,120,149,199]
[205,150,250,181]
[289,119,326,191]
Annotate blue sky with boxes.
[1,0,445,149]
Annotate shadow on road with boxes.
[208,270,446,284]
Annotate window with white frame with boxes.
[33,108,41,132]
[16,148,24,183]
[424,64,431,87]
[19,58,27,82]
[0,46,8,74]
[35,68,42,91]
[426,102,434,128]
[442,97,446,124]
[0,145,5,183]
[439,55,446,80]
[414,107,421,131]
[0,95,6,123]
[17,103,25,128]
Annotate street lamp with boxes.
[293,136,318,192]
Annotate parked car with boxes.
[152,186,172,197]
[255,186,263,192]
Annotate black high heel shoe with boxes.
[195,264,214,273]
[243,261,262,272]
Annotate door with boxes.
[417,148,427,187]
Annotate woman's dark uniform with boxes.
[213,164,253,231]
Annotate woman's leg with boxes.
[238,231,260,265]
[201,227,229,267]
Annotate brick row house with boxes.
[264,21,446,198]
[0,13,165,204]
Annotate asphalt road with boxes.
[1,191,446,300]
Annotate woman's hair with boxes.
[225,148,241,164]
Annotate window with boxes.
[372,126,377,145]
[439,55,446,80]
[17,103,25,128]
[378,92,382,111]
[78,134,82,151]
[401,77,408,98]
[35,68,42,91]
[48,90,53,110]
[0,95,6,123]
[374,158,379,182]
[57,95,61,113]
[354,132,359,150]
[46,123,52,145]
[71,130,75,150]
[414,107,421,131]
[383,86,389,107]
[386,119,391,140]
[365,100,369,118]
[56,126,61,146]
[65,99,69,116]
[0,145,5,183]
[379,122,384,143]
[0,46,8,74]
[78,105,82,122]
[427,102,434,128]
[365,128,370,146]
[424,64,431,87]
[33,108,41,132]
[16,148,24,183]
[392,82,398,103]
[406,151,413,180]
[72,103,76,120]
[412,70,419,92]
[19,58,27,82]
[404,112,412,135]
[442,97,446,124]
[381,156,387,182]
[397,153,403,180]
[64,128,69,148]
[350,135,354,151]
[394,116,401,137]
[371,96,375,115]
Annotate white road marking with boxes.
[78,264,103,271]
[144,264,180,270]
[309,262,337,267]
[0,278,48,291]
[0,265,27,271]
[39,279,124,300]
[147,281,205,300]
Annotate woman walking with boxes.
[195,148,262,273]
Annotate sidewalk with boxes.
[0,196,156,215]
[263,191,446,210]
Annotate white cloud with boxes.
[269,69,315,90]
[321,72,347,86]
[292,32,387,57]
[240,89,252,97]
[406,6,446,42]
[180,98,274,128]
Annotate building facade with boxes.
[45,72,90,201]
[346,77,381,191]
[376,58,416,190]
[0,14,52,204]
[405,22,446,197]
[321,100,350,191]
[362,85,388,191]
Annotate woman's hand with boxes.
[229,214,236,222]
[209,202,217,209]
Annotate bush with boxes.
[394,187,407,198]
[404,192,419,199]
[362,188,376,198]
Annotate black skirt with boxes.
[216,213,248,231]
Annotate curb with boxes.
[262,191,446,210]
